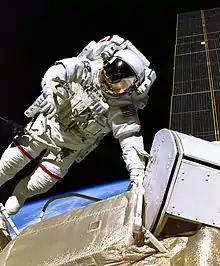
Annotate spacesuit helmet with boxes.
[99,49,145,97]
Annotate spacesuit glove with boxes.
[128,169,145,192]
[90,100,109,118]
[39,90,57,119]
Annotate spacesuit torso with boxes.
[25,58,111,161]
[56,59,109,135]
[51,58,113,161]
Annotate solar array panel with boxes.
[170,7,220,141]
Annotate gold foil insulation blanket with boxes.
[171,226,220,266]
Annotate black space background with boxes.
[0,2,218,204]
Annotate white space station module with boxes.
[0,128,220,265]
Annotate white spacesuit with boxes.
[0,35,156,215]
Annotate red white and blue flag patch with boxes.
[121,104,137,117]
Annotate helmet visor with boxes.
[99,58,137,96]
[104,58,136,83]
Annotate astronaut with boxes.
[0,35,156,215]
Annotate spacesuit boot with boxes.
[5,196,25,216]
[4,161,63,215]
[4,176,34,215]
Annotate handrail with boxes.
[38,193,102,222]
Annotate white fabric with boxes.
[39,91,57,119]
[113,49,145,85]
[0,135,44,186]
[0,135,76,215]
[119,135,146,172]
[89,100,109,117]
[5,196,21,215]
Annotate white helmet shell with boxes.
[111,49,145,86]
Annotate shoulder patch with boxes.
[120,104,137,117]
[82,60,92,72]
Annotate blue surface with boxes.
[8,180,130,238]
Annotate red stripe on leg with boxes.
[38,162,61,180]
[16,144,34,160]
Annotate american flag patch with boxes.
[121,104,137,117]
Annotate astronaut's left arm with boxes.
[108,104,149,184]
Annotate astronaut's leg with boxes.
[5,149,76,215]
[0,135,47,187]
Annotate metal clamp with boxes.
[142,226,170,255]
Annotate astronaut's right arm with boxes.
[39,64,68,118]
[26,57,87,119]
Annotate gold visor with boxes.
[99,70,136,96]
